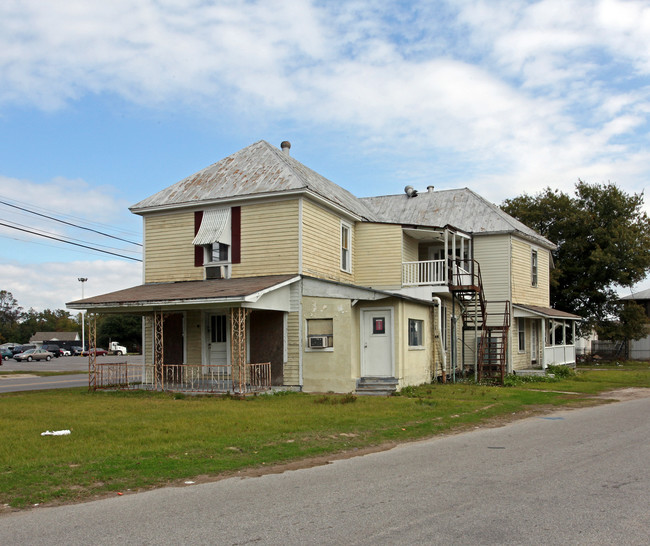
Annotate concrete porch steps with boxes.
[356,377,399,396]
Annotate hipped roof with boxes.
[362,189,555,250]
[130,140,377,221]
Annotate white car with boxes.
[60,349,71,356]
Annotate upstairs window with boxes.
[531,249,538,287]
[341,221,352,273]
[194,207,241,278]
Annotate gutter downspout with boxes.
[432,297,447,382]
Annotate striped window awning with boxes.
[192,208,231,245]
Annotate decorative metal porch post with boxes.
[231,308,249,394]
[154,310,164,390]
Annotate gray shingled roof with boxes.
[361,188,555,249]
[130,140,377,220]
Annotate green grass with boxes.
[1,363,648,508]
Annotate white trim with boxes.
[298,197,304,275]
[340,220,352,273]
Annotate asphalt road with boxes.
[0,393,648,545]
[0,355,144,393]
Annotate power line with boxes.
[4,218,142,256]
[0,222,142,262]
[0,199,142,246]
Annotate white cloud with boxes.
[1,0,650,210]
[0,259,142,312]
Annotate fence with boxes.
[91,361,272,394]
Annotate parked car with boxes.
[42,344,62,358]
[82,348,108,356]
[11,344,35,356]
[60,348,71,356]
[14,348,54,362]
[71,346,83,356]
[1,348,12,361]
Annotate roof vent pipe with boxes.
[405,185,418,198]
[280,141,291,155]
[427,185,435,193]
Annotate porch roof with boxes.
[513,304,581,320]
[66,275,300,312]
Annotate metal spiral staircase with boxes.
[449,260,511,383]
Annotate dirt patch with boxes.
[594,387,650,401]
[0,374,37,379]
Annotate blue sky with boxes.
[1,0,650,311]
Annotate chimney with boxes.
[427,185,435,193]
[281,141,291,155]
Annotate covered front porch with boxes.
[67,275,300,395]
[513,304,581,369]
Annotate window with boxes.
[408,319,424,347]
[211,315,227,343]
[341,221,351,273]
[193,207,241,276]
[518,317,525,352]
[306,318,334,349]
[531,249,538,287]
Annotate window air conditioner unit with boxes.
[308,335,329,349]
[206,265,224,280]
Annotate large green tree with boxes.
[501,181,650,337]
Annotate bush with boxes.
[546,364,576,379]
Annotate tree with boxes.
[501,181,650,338]
[97,314,142,352]
[0,290,23,342]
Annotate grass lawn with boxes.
[1,363,648,509]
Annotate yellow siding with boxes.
[402,234,418,263]
[232,200,300,277]
[301,199,355,283]
[285,312,300,385]
[144,211,202,283]
[355,223,403,289]
[473,234,511,302]
[511,238,550,307]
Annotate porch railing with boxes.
[402,259,446,286]
[91,361,272,394]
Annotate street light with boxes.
[78,278,88,353]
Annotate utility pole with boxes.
[78,278,88,352]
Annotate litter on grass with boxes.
[41,430,71,436]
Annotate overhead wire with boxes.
[0,222,142,262]
[0,198,142,246]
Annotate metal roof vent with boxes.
[405,185,418,198]
[281,141,291,155]
[427,185,435,193]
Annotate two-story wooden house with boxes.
[69,140,579,393]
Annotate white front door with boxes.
[208,313,229,372]
[361,308,394,377]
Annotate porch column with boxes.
[154,310,164,390]
[541,318,547,370]
[231,308,250,394]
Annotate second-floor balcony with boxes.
[402,259,447,286]
[402,259,474,287]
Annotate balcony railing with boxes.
[402,259,446,286]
